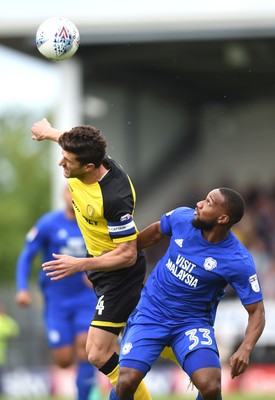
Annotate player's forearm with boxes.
[229,301,265,378]
[35,126,63,142]
[42,241,138,280]
[241,302,265,352]
[137,222,163,250]
[44,127,64,142]
[83,243,137,272]
[16,257,33,290]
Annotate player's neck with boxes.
[81,164,109,184]
[202,229,230,243]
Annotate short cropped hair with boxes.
[58,125,107,167]
[219,187,245,226]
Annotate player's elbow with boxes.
[125,247,138,267]
[120,242,137,267]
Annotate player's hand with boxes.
[31,118,52,141]
[42,253,83,280]
[229,347,250,379]
[16,290,32,307]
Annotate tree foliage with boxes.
[0,113,51,283]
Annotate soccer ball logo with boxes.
[36,17,80,61]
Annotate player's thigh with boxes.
[119,317,169,373]
[183,348,221,390]
[86,325,118,361]
[188,349,221,396]
[172,325,218,367]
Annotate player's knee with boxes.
[87,346,113,369]
[53,352,73,368]
[56,358,73,368]
[198,379,221,400]
[116,367,142,399]
[87,349,101,368]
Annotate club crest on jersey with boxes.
[204,257,217,271]
[86,204,94,216]
[249,274,260,292]
[122,342,133,355]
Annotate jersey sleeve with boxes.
[102,169,138,243]
[227,254,263,305]
[160,207,192,236]
[107,213,137,242]
[16,215,49,290]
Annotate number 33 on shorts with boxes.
[185,328,213,350]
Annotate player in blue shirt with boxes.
[109,187,265,400]
[16,185,98,400]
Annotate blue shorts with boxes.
[119,310,220,377]
[44,291,96,348]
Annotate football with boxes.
[36,17,80,61]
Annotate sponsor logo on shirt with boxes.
[204,257,217,271]
[166,254,198,288]
[249,274,260,292]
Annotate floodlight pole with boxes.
[51,58,83,210]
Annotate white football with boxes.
[36,17,80,61]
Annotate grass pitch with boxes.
[0,394,274,400]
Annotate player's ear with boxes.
[85,163,95,172]
[218,214,229,225]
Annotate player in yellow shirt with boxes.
[31,118,151,400]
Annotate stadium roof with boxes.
[1,0,275,54]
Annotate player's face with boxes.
[59,150,87,178]
[192,189,225,230]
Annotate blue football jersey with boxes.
[16,210,92,298]
[138,207,263,327]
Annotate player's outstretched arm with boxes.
[31,118,64,142]
[137,221,164,250]
[229,300,265,379]
[42,240,138,280]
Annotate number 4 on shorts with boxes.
[96,295,105,315]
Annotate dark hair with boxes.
[219,187,245,226]
[58,125,107,167]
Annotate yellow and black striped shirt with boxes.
[68,156,146,294]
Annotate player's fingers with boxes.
[50,273,67,281]
[42,257,62,268]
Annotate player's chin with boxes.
[63,170,70,178]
